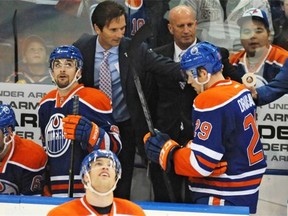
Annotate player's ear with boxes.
[8,126,13,133]
[77,70,82,78]
[83,174,89,184]
[198,68,207,77]
[75,69,82,80]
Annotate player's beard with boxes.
[55,78,70,89]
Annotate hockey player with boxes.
[38,45,121,197]
[47,149,145,216]
[0,104,47,195]
[143,41,267,214]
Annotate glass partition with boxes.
[0,0,92,83]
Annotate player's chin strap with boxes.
[50,69,82,91]
[84,175,120,196]
[0,132,14,157]
[195,73,211,93]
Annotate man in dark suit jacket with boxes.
[150,5,242,203]
[73,1,183,200]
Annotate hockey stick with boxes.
[12,10,18,83]
[126,24,176,202]
[68,95,79,198]
[126,24,155,136]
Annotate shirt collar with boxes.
[96,37,118,55]
[173,40,197,62]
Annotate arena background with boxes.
[0,1,287,215]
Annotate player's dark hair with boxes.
[91,1,126,31]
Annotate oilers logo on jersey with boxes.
[45,113,70,158]
[0,180,18,195]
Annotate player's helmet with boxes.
[49,45,83,70]
[180,41,222,78]
[0,104,16,134]
[80,149,122,181]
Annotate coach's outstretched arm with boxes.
[246,60,288,106]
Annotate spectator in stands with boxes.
[5,35,51,84]
[47,149,145,216]
[0,104,47,195]
[230,8,288,89]
[150,4,242,203]
[144,41,267,214]
[179,0,274,52]
[273,0,288,50]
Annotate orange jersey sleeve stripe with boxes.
[196,154,216,169]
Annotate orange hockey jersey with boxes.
[47,196,146,216]
[0,135,47,195]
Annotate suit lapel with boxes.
[165,43,175,59]
[87,36,97,86]
[118,38,131,93]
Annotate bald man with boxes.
[149,5,241,203]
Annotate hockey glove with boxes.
[62,115,103,149]
[210,161,228,177]
[143,130,180,172]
